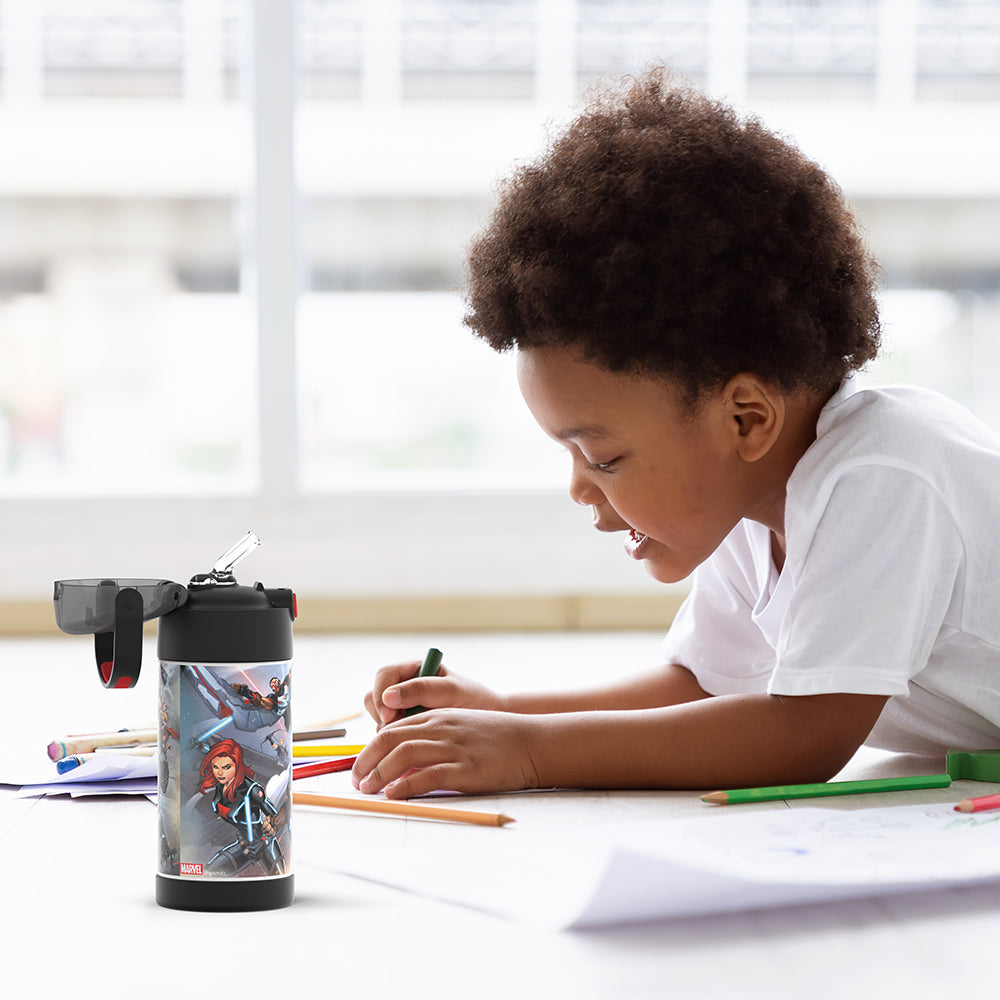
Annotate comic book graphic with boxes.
[159,660,292,880]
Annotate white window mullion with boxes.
[248,0,301,499]
[183,0,225,105]
[536,0,578,116]
[876,0,918,109]
[3,0,44,106]
[707,0,748,106]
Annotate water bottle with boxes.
[54,531,297,911]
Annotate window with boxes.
[2,0,999,618]
[0,0,254,495]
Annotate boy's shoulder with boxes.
[791,381,1000,508]
[817,381,1000,465]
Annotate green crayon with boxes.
[402,647,443,717]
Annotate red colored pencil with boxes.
[954,792,1000,813]
[293,756,358,780]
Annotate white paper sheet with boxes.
[12,753,157,797]
[308,802,1000,928]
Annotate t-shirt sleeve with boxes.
[661,524,779,695]
[768,464,964,697]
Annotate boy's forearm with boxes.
[504,662,710,715]
[520,691,888,790]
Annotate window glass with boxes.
[0,0,254,495]
[298,290,563,491]
[2,0,999,502]
[297,0,1000,494]
[297,0,571,490]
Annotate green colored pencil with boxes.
[701,773,952,805]
[402,647,443,717]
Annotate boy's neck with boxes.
[745,387,832,560]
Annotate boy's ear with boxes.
[723,375,785,463]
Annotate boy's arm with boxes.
[353,688,888,797]
[523,690,889,790]
[502,661,712,713]
[372,660,710,725]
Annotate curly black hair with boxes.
[463,68,881,403]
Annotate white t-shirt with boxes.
[661,381,1000,754]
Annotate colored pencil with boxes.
[402,647,443,717]
[48,727,159,761]
[954,792,1000,813]
[293,791,514,827]
[291,744,366,758]
[292,756,358,780]
[303,711,364,727]
[56,755,90,775]
[700,773,952,805]
[293,728,347,742]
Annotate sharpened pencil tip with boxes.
[498,814,516,826]
[700,792,728,804]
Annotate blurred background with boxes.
[0,0,998,630]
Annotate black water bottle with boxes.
[53,532,297,912]
[155,532,296,911]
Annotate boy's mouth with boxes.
[625,528,649,559]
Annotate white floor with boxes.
[3,631,999,999]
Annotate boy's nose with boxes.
[568,460,606,508]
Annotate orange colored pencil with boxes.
[292,791,514,827]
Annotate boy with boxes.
[352,68,1000,799]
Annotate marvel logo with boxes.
[180,862,204,876]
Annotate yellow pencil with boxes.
[291,744,367,758]
[292,791,515,827]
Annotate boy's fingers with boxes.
[383,763,462,799]
[356,745,425,794]
[382,675,450,711]
[363,689,396,728]
[354,725,456,794]
[381,686,405,708]
[373,661,423,692]
[352,727,412,790]
[370,660,432,723]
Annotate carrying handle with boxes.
[94,587,143,688]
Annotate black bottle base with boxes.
[156,873,294,911]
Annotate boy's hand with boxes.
[352,709,541,798]
[364,659,508,728]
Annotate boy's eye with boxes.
[587,457,621,473]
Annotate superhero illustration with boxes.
[185,662,290,732]
[160,701,179,746]
[198,738,285,876]
[261,727,290,769]
[158,658,292,880]
[158,669,182,856]
[234,675,289,718]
